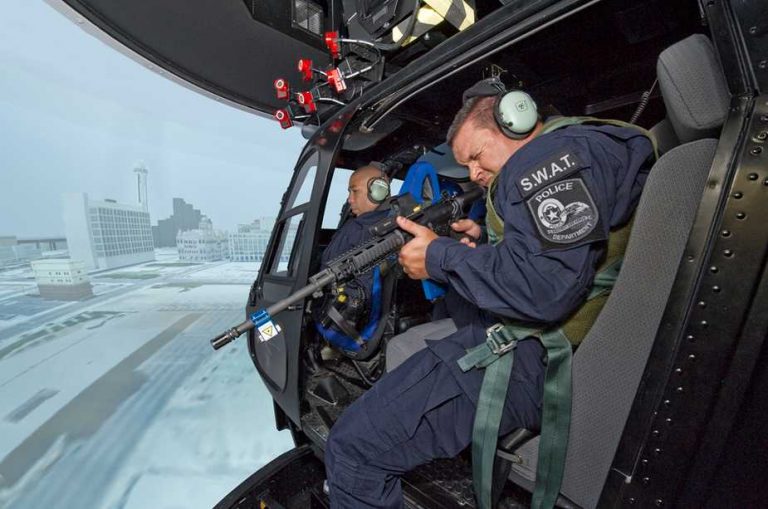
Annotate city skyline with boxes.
[0,3,307,507]
[0,0,307,239]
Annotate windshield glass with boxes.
[0,2,304,508]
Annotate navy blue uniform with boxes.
[322,209,390,267]
[317,209,390,350]
[325,125,654,508]
[321,209,390,301]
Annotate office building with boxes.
[177,216,227,262]
[153,198,203,248]
[31,259,93,300]
[63,193,155,270]
[0,236,43,266]
[227,217,294,262]
[16,237,68,252]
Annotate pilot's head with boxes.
[347,165,388,216]
[447,96,542,187]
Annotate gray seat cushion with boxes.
[650,118,679,155]
[657,34,730,143]
[509,138,719,508]
[386,318,457,371]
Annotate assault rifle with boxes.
[209,186,483,351]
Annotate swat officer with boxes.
[324,79,655,508]
[316,165,391,350]
[322,165,391,264]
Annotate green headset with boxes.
[366,164,391,204]
[462,77,539,140]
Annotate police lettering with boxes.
[534,181,573,203]
[520,154,576,193]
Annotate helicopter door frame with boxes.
[247,115,352,428]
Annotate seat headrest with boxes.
[657,34,730,143]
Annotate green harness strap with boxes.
[532,328,573,509]
[458,259,620,509]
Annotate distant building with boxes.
[16,237,68,252]
[177,216,227,262]
[152,198,203,247]
[63,193,155,270]
[228,217,293,262]
[31,259,93,300]
[0,236,43,266]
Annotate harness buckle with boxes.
[486,323,517,355]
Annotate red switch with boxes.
[298,59,313,82]
[324,31,340,59]
[274,108,293,129]
[327,68,347,93]
[274,78,290,100]
[296,91,317,113]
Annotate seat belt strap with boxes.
[459,258,620,509]
[472,339,515,509]
[531,329,573,509]
[327,305,364,344]
[589,257,622,299]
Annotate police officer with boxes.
[322,165,391,265]
[316,166,391,349]
[324,80,654,508]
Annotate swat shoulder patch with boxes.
[516,150,583,198]
[526,178,604,247]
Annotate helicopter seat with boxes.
[649,33,729,155]
[502,33,731,508]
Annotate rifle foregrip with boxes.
[352,231,405,269]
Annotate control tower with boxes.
[134,163,149,212]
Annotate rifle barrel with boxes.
[209,186,483,351]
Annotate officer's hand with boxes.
[452,219,480,248]
[396,216,438,280]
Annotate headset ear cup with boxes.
[494,90,538,139]
[367,177,390,204]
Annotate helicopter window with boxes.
[321,166,404,230]
[322,168,354,229]
[285,151,318,210]
[269,213,304,276]
[293,0,324,37]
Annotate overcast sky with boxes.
[0,0,308,238]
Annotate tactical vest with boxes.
[461,117,656,509]
[483,116,652,344]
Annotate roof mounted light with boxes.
[298,59,314,82]
[296,91,317,113]
[324,31,340,59]
[274,108,293,129]
[274,78,290,100]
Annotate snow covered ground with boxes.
[0,258,294,509]
[173,262,261,284]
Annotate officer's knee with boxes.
[385,318,457,372]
